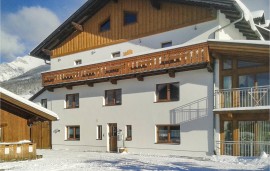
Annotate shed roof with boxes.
[30,0,264,60]
[0,87,59,121]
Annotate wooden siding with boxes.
[43,42,210,87]
[0,109,52,149]
[0,109,30,142]
[52,0,215,58]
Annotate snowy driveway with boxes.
[0,149,269,171]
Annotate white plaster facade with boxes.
[32,8,255,157]
[34,69,214,157]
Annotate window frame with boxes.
[66,126,80,141]
[156,82,179,102]
[99,17,111,32]
[96,125,102,140]
[156,125,180,144]
[41,99,47,108]
[126,125,132,141]
[65,93,79,109]
[105,89,122,106]
[123,11,138,25]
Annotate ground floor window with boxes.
[67,126,80,140]
[126,125,132,141]
[97,125,102,140]
[156,125,180,144]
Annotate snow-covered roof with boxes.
[208,39,270,46]
[251,10,265,19]
[234,0,264,40]
[0,87,59,120]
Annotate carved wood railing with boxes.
[42,43,210,87]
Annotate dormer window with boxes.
[74,59,82,65]
[100,17,110,32]
[124,11,137,25]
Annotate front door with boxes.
[108,123,117,152]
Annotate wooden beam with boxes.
[168,70,175,78]
[207,63,213,72]
[110,79,117,85]
[66,85,73,90]
[42,49,52,56]
[87,82,94,87]
[47,87,54,92]
[71,22,83,32]
[136,75,144,81]
[150,0,160,10]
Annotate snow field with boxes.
[0,149,269,171]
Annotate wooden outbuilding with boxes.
[0,87,59,149]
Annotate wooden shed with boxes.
[0,87,59,149]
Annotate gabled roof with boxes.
[0,87,59,121]
[30,0,263,60]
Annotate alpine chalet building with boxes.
[30,0,270,157]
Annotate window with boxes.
[126,125,132,141]
[74,59,82,65]
[161,41,172,48]
[112,51,121,58]
[66,94,79,108]
[67,126,80,140]
[97,125,102,140]
[100,17,110,32]
[238,60,263,68]
[223,59,232,70]
[105,89,122,106]
[156,125,180,144]
[124,11,137,25]
[156,82,179,102]
[41,99,47,108]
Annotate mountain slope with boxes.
[0,56,49,99]
[0,55,45,82]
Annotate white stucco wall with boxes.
[215,11,247,40]
[33,68,214,157]
[50,20,218,71]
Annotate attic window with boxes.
[112,51,121,58]
[124,11,137,25]
[74,59,82,65]
[100,17,110,32]
[161,41,172,48]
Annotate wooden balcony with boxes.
[42,43,210,88]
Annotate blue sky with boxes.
[1,0,87,63]
[0,0,269,63]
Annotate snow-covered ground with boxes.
[0,149,269,171]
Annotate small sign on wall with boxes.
[29,145,33,153]
[5,147,9,154]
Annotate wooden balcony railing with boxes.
[42,43,210,87]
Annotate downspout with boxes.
[212,2,244,156]
[214,7,244,39]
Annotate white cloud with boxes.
[1,6,61,61]
[4,6,61,44]
[0,30,26,61]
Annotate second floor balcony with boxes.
[42,42,210,87]
[214,85,270,110]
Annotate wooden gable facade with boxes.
[0,88,58,149]
[52,0,216,58]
